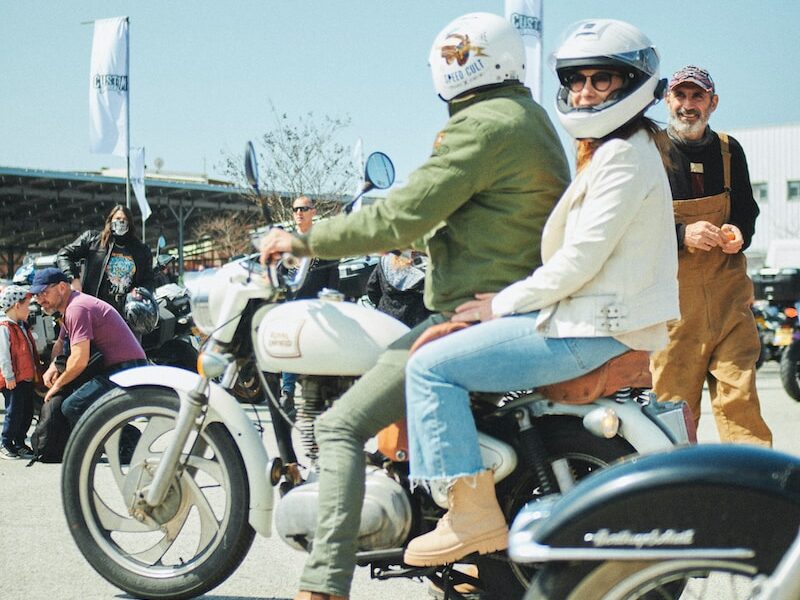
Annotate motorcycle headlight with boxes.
[187,255,272,336]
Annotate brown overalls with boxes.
[651,133,772,446]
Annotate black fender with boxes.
[516,445,800,572]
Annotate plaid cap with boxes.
[0,285,31,311]
[669,65,715,94]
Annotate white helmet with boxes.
[429,12,525,102]
[552,19,666,139]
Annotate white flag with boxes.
[505,0,543,103]
[130,146,151,221]
[89,16,129,156]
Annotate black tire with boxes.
[62,386,255,600]
[477,416,636,600]
[780,341,800,401]
[527,559,760,600]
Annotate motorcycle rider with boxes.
[260,12,569,600]
[57,205,154,317]
[650,66,773,446]
[402,18,680,567]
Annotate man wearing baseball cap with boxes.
[651,65,772,446]
[31,267,147,434]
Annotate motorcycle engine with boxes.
[275,467,413,552]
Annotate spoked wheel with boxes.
[62,387,255,600]
[477,416,636,600]
[527,559,761,600]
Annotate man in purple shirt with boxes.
[31,268,147,426]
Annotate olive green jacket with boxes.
[295,83,570,312]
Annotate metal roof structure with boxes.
[0,166,258,276]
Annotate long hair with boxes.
[575,114,674,173]
[100,204,137,248]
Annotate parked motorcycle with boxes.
[509,443,800,599]
[59,144,693,600]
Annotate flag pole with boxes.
[125,16,131,211]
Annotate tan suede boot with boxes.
[403,470,508,566]
[294,591,348,600]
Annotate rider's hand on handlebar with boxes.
[260,229,296,267]
[452,293,497,323]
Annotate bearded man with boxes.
[651,65,772,446]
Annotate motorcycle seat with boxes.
[537,350,652,405]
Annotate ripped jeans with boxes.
[405,312,628,482]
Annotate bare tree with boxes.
[219,103,358,226]
[192,211,259,261]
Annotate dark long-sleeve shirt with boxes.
[667,128,759,250]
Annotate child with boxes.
[0,285,39,459]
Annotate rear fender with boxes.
[532,398,678,453]
[510,445,800,571]
[109,365,273,537]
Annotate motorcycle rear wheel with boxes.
[780,340,800,401]
[526,559,760,600]
[476,416,636,600]
[62,387,255,600]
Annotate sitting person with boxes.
[402,19,680,567]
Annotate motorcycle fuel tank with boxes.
[255,299,410,376]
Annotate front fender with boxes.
[110,365,273,537]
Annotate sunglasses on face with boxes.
[292,206,313,213]
[564,71,620,93]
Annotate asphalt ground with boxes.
[0,361,797,600]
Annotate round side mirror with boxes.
[244,141,259,193]
[157,235,167,249]
[364,152,395,191]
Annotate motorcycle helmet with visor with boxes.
[429,12,525,102]
[124,287,159,335]
[552,19,666,139]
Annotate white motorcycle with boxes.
[60,144,694,600]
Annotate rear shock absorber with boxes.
[514,408,557,495]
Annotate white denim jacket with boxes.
[492,129,680,351]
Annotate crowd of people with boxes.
[0,10,773,600]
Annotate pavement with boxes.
[0,360,797,600]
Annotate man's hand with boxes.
[720,224,744,254]
[44,384,61,403]
[43,363,59,389]
[683,221,726,252]
[260,229,296,267]
[4,378,16,390]
[452,293,497,323]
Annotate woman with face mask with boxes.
[56,205,154,316]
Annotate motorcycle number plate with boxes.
[776,327,793,346]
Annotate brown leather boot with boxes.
[403,470,508,566]
[294,591,348,600]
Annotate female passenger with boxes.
[402,19,680,568]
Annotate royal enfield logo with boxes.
[584,528,696,548]
[510,13,542,36]
[93,73,128,93]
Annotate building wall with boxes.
[729,123,800,267]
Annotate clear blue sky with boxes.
[2,1,797,188]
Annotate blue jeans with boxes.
[2,380,34,448]
[405,312,629,482]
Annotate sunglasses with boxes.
[563,71,620,93]
[292,206,313,213]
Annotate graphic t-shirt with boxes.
[100,244,137,313]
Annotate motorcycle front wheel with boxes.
[62,387,255,600]
[780,340,800,401]
[476,416,636,600]
[527,559,760,600]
